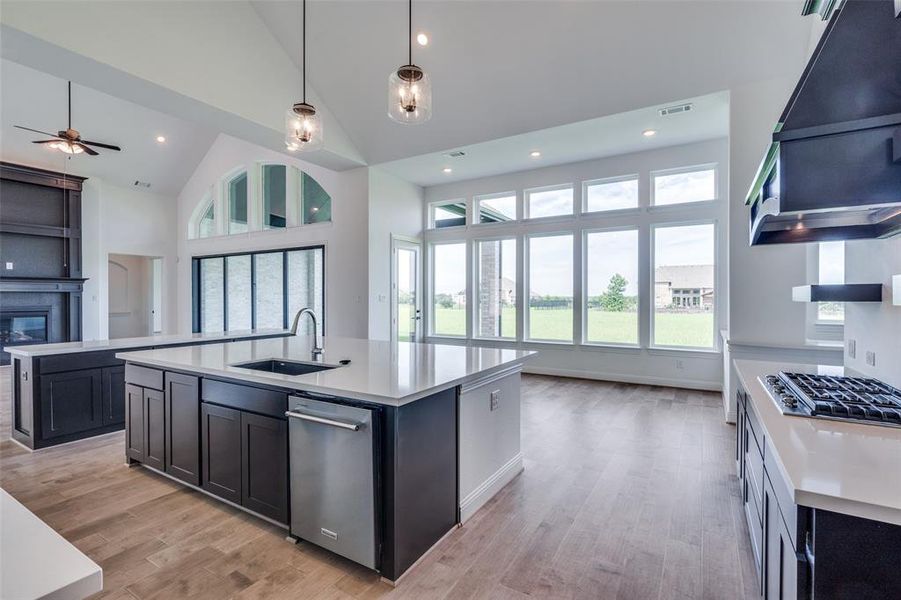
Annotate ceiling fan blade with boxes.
[80,140,121,151]
[75,143,99,156]
[32,140,61,145]
[15,125,63,138]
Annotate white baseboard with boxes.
[459,453,524,524]
[522,366,722,392]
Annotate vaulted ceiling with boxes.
[253,0,815,165]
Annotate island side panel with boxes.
[458,368,523,523]
[382,386,458,582]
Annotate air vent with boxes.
[444,150,466,158]
[134,180,151,189]
[658,103,694,116]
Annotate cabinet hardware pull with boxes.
[285,410,361,431]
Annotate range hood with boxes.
[746,0,901,245]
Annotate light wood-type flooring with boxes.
[1,372,758,599]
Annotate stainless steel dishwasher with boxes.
[286,395,377,569]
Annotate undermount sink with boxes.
[231,359,337,376]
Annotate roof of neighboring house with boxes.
[654,265,714,289]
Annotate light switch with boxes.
[847,339,856,359]
[490,390,500,411]
[866,351,876,367]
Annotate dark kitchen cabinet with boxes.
[765,476,799,600]
[39,368,103,439]
[125,384,145,462]
[241,412,288,523]
[102,365,126,425]
[144,387,166,471]
[201,402,242,504]
[165,372,200,485]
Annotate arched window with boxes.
[188,190,216,240]
[262,164,287,229]
[227,170,249,234]
[301,171,330,224]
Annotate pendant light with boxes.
[388,0,431,124]
[285,0,323,151]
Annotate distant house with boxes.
[654,265,714,309]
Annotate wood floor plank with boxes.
[0,369,758,600]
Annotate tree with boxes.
[601,273,628,312]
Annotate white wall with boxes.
[176,134,370,338]
[108,253,152,339]
[422,138,729,390]
[844,237,901,387]
[79,178,178,341]
[367,168,424,341]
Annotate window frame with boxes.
[582,174,641,215]
[474,191,519,225]
[191,244,326,334]
[472,235,519,341]
[259,162,289,231]
[581,225,641,349]
[428,240,469,338]
[650,163,718,208]
[649,219,718,351]
[524,230,576,344]
[428,199,468,230]
[524,183,575,221]
[224,169,250,235]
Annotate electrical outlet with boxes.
[4,262,12,270]
[490,390,500,411]
[847,339,856,359]
[675,359,684,370]
[866,351,876,367]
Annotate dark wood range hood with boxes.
[746,0,901,245]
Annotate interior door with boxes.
[392,239,421,343]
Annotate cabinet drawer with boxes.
[125,364,164,391]
[39,350,120,374]
[202,379,287,419]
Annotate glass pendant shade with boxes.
[49,141,83,154]
[388,65,431,124]
[284,103,323,152]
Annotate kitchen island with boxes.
[116,335,534,583]
[733,359,901,599]
[6,329,290,450]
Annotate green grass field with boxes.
[421,306,713,348]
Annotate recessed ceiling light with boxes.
[416,32,429,46]
[156,135,166,143]
[530,150,541,158]
[442,167,452,174]
[642,129,657,137]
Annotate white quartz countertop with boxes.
[116,335,535,406]
[1,488,102,600]
[734,358,901,525]
[5,329,289,358]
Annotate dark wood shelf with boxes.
[792,284,883,303]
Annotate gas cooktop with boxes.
[761,372,901,428]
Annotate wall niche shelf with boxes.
[791,284,883,303]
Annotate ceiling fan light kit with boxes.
[388,0,431,124]
[15,81,121,157]
[285,0,323,152]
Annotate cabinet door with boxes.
[39,369,103,438]
[102,366,126,425]
[165,372,200,485]
[201,403,242,504]
[125,384,145,461]
[764,476,800,600]
[144,388,166,471]
[241,412,288,523]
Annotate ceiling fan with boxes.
[14,81,121,156]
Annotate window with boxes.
[227,171,249,234]
[262,164,287,229]
[584,229,639,345]
[653,223,715,348]
[525,185,573,219]
[476,239,516,339]
[476,192,516,223]
[527,234,573,341]
[200,257,224,333]
[198,199,216,238]
[301,172,331,225]
[192,245,325,333]
[584,176,639,213]
[431,242,467,336]
[430,200,467,229]
[652,166,716,206]
[225,255,252,329]
[818,241,845,322]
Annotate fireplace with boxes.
[1,308,50,348]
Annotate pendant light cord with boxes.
[408,0,412,65]
[302,0,307,103]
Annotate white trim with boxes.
[523,365,722,391]
[458,453,524,524]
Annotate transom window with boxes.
[429,200,467,229]
[525,185,574,219]
[584,176,639,213]
[652,166,716,206]
[475,192,517,223]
